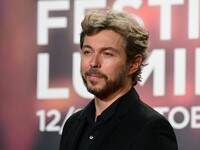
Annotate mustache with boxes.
[85,68,107,79]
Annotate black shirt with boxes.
[76,95,123,150]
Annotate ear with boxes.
[128,54,142,75]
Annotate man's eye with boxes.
[83,50,91,55]
[103,52,113,56]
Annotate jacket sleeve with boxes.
[131,117,178,150]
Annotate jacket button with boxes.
[89,135,94,140]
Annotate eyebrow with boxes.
[82,45,120,54]
[82,45,92,50]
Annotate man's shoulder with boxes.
[61,109,83,135]
[128,98,169,126]
[67,109,83,123]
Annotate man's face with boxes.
[81,29,131,98]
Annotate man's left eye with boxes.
[103,52,113,56]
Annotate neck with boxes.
[94,85,132,119]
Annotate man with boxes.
[59,9,178,150]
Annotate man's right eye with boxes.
[82,50,91,55]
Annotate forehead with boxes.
[83,29,125,50]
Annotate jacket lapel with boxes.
[70,115,87,150]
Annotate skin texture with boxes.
[80,29,142,118]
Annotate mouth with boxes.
[87,74,103,81]
[88,73,103,78]
[85,69,106,79]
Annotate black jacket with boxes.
[59,88,178,150]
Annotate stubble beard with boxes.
[81,66,129,98]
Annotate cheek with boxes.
[80,59,88,71]
[80,59,84,68]
[103,62,126,76]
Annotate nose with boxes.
[90,54,101,68]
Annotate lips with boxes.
[88,73,103,78]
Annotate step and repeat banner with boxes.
[0,0,200,150]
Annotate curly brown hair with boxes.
[80,9,150,86]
